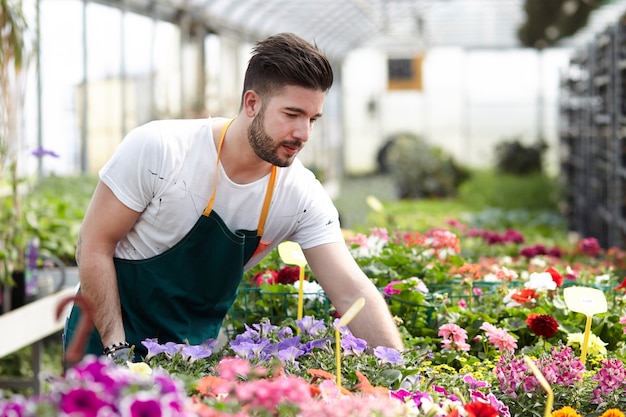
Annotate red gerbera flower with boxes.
[526,313,559,338]
[616,276,626,292]
[464,401,500,417]
[510,288,537,304]
[545,266,563,287]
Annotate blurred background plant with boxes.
[0,0,31,287]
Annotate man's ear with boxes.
[243,90,261,117]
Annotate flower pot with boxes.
[0,271,32,314]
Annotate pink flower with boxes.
[234,376,311,410]
[442,339,471,351]
[620,315,626,334]
[578,237,601,256]
[382,280,403,296]
[250,269,277,287]
[218,357,251,381]
[480,322,517,352]
[439,323,468,344]
[458,299,467,308]
[495,266,518,282]
[439,323,470,351]
[369,227,389,242]
[346,233,368,247]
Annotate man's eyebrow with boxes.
[285,106,323,118]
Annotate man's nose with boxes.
[293,119,312,142]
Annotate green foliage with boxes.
[0,174,95,286]
[22,175,97,264]
[383,133,469,199]
[457,169,561,212]
[494,137,547,175]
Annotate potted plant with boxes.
[0,0,31,312]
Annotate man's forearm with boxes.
[78,254,126,348]
[347,285,405,350]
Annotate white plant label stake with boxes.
[563,286,607,365]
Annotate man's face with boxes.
[248,85,326,167]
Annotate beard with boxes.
[248,107,301,167]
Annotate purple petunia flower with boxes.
[142,338,168,360]
[278,326,294,340]
[230,336,271,360]
[301,337,331,354]
[296,316,327,337]
[60,388,109,416]
[341,334,368,356]
[126,397,163,417]
[373,346,404,364]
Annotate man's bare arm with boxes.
[76,181,141,348]
[304,242,404,350]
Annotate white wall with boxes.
[341,46,573,175]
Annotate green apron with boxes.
[64,118,277,358]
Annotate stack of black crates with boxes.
[559,14,626,249]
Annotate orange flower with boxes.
[510,288,537,304]
[353,370,389,396]
[551,406,583,417]
[306,369,352,396]
[195,375,229,398]
[600,409,625,417]
[457,263,482,280]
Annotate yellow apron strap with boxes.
[203,118,234,217]
[202,118,277,238]
[257,166,277,237]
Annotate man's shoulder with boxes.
[125,118,212,151]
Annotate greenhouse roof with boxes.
[90,0,626,59]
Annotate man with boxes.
[64,32,403,361]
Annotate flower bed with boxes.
[2,222,626,416]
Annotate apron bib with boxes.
[64,118,277,358]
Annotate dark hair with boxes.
[241,33,333,104]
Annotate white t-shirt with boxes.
[99,117,344,270]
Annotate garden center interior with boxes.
[5,0,626,404]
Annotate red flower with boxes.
[616,276,626,292]
[277,265,300,284]
[510,288,537,304]
[464,401,500,417]
[250,269,277,287]
[545,266,563,287]
[526,313,559,338]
